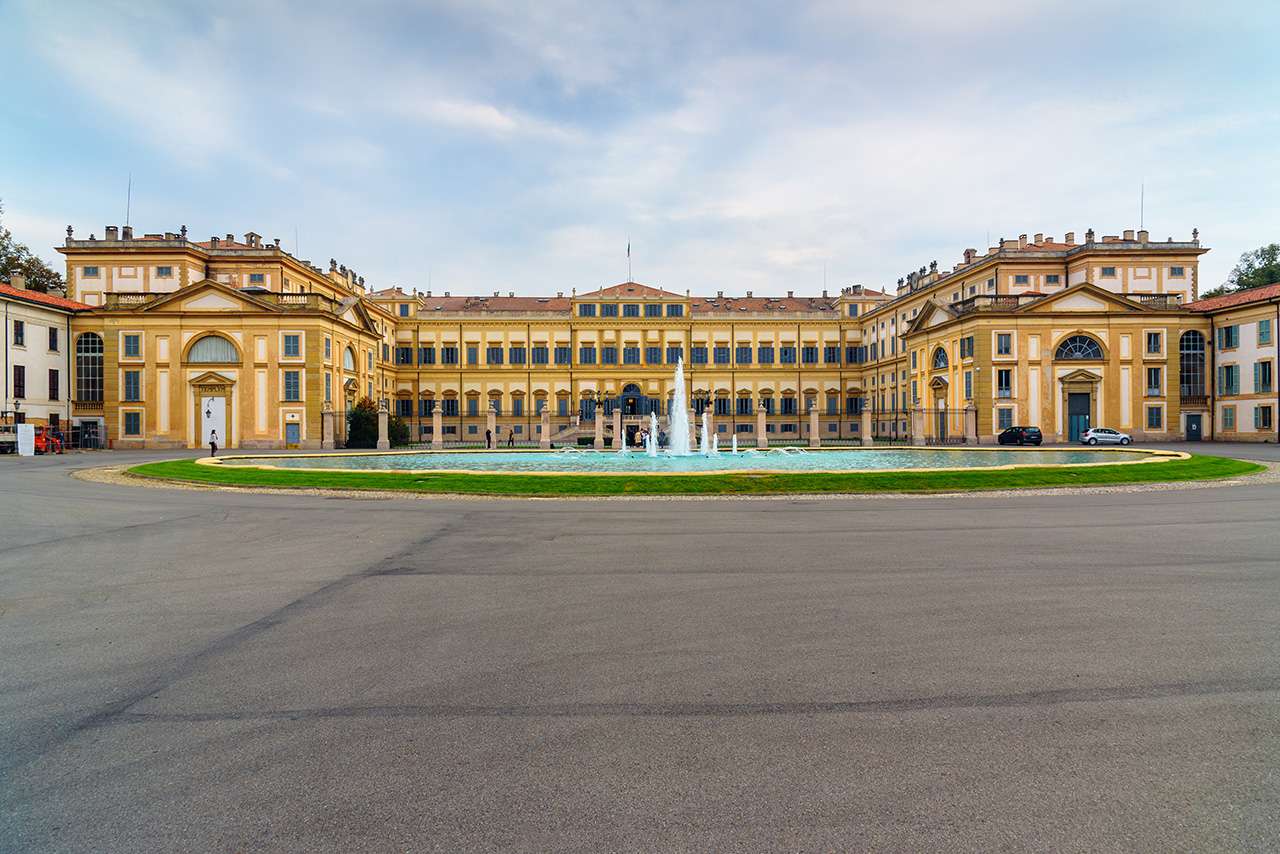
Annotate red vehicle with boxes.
[34,425,65,454]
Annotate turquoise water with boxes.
[226,447,1154,473]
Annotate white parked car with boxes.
[1080,427,1132,445]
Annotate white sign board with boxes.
[17,424,36,457]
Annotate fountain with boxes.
[647,411,660,457]
[668,358,692,456]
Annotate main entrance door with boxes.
[285,422,301,448]
[1067,392,1091,441]
[1186,413,1202,441]
[201,396,226,448]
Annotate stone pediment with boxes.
[1018,283,1150,314]
[144,279,280,314]
[1059,368,1103,384]
[189,370,235,387]
[929,376,949,388]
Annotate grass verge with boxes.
[126,454,1265,497]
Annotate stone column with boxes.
[593,407,605,450]
[377,405,390,451]
[965,405,978,444]
[432,403,443,450]
[808,404,820,448]
[612,406,622,451]
[702,409,713,452]
[860,405,873,447]
[321,404,335,450]
[540,408,551,450]
[487,404,497,448]
[756,403,767,449]
[911,406,926,446]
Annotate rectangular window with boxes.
[824,346,841,365]
[123,370,141,401]
[600,303,617,317]
[531,346,548,365]
[645,304,662,317]
[666,304,684,317]
[736,346,752,365]
[997,369,1012,399]
[998,408,1013,430]
[554,346,572,365]
[1218,326,1240,349]
[441,347,459,365]
[578,304,596,317]
[997,333,1011,356]
[646,346,662,364]
[713,346,730,364]
[760,397,775,415]
[394,347,412,365]
[325,337,332,360]
[48,369,59,400]
[441,399,459,417]
[667,346,683,364]
[156,266,174,278]
[1170,266,1185,277]
[826,396,839,416]
[418,347,435,365]
[383,343,390,363]
[870,342,878,361]
[486,346,503,365]
[1257,406,1274,430]
[248,273,265,284]
[1255,361,1273,393]
[691,347,708,364]
[1014,274,1029,285]
[1147,367,1161,396]
[49,327,58,351]
[467,398,478,417]
[1260,319,1272,345]
[1045,274,1060,284]
[911,351,918,370]
[417,399,430,417]
[466,346,478,365]
[964,371,972,399]
[601,346,618,364]
[1146,406,1162,430]
[284,370,300,401]
[509,346,526,365]
[849,305,858,317]
[122,333,140,358]
[780,346,796,364]
[622,347,639,364]
[1219,364,1240,396]
[623,304,639,317]
[394,399,412,417]
[12,365,23,398]
[82,266,99,277]
[1146,332,1161,354]
[801,346,819,364]
[714,398,731,416]
[960,336,974,359]
[369,351,375,370]
[737,397,753,416]
[491,399,502,417]
[579,346,596,364]
[759,346,775,364]
[1101,266,1117,277]
[912,380,918,403]
[123,411,141,435]
[781,398,797,415]
[278,334,298,358]
[399,304,409,317]
[557,398,569,416]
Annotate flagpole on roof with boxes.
[627,238,631,283]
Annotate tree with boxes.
[1228,243,1280,292]
[388,415,411,447]
[0,200,66,294]
[346,397,380,448]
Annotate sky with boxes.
[1,0,1277,298]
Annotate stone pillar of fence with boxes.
[860,406,873,447]
[612,407,622,451]
[757,403,768,449]
[911,406,926,445]
[688,407,697,449]
[321,404,335,450]
[808,404,820,448]
[540,408,551,449]
[593,408,604,450]
[377,405,390,451]
[432,403,443,450]
[487,405,497,448]
[965,405,978,444]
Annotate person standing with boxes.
[507,428,515,448]
[209,429,218,457]
[485,428,492,449]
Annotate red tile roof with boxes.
[0,281,94,312]
[577,283,686,300]
[1185,283,1280,312]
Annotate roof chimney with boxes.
[557,292,563,298]
[717,291,723,299]
[1137,230,1149,243]
[1034,233,1043,245]
[9,273,27,290]
[210,236,220,248]
[1065,232,1075,245]
[122,225,133,240]
[823,289,828,298]
[226,234,235,245]
[1018,234,1028,249]
[105,226,119,240]
[509,292,515,298]
[963,248,976,264]
[787,290,794,298]
[1123,229,1135,240]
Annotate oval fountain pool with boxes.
[218,447,1162,474]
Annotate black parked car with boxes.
[998,426,1043,445]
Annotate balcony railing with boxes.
[1180,395,1208,407]
[74,399,104,412]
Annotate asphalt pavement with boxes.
[1,444,1277,852]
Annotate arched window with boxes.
[342,347,356,371]
[931,346,949,370]
[1055,335,1104,360]
[187,335,240,363]
[75,333,103,402]
[1180,331,1206,397]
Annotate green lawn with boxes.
[126,454,1265,496]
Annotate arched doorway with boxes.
[620,383,645,415]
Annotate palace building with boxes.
[35,222,1277,449]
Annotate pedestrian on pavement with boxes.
[508,429,515,448]
[209,429,218,457]
[485,428,492,449]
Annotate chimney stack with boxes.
[122,226,133,240]
[963,248,976,264]
[1018,234,1028,249]
[787,290,794,298]
[9,273,27,290]
[746,291,752,298]
[1034,233,1043,244]
[1137,230,1149,243]
[105,226,119,240]
[1065,232,1075,245]
[210,236,220,248]
[1123,229,1135,240]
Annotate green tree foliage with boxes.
[346,397,380,448]
[1228,243,1280,292]
[0,201,66,294]
[388,415,411,447]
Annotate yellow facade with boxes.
[58,222,1280,448]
